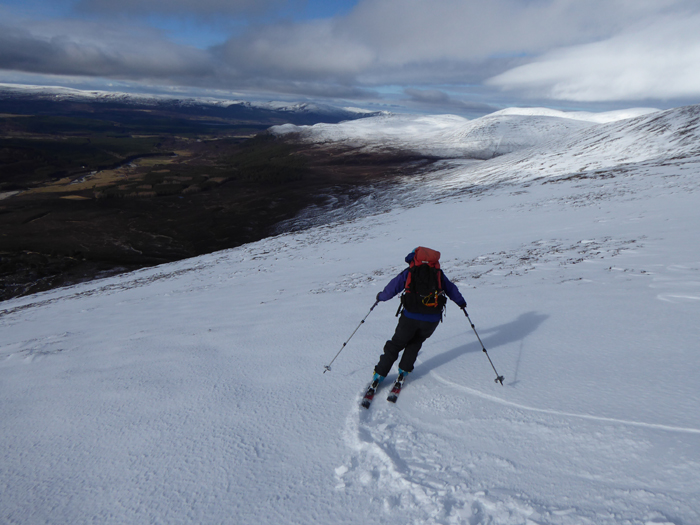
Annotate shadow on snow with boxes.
[411,311,549,383]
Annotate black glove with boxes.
[376,292,382,302]
[458,301,467,309]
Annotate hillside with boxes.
[1,105,699,524]
[271,107,658,159]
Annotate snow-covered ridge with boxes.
[271,104,698,233]
[491,106,659,123]
[0,83,383,119]
[271,107,660,159]
[441,103,700,187]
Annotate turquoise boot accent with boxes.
[372,372,385,383]
[398,368,410,378]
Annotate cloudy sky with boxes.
[2,0,700,115]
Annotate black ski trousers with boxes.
[374,314,440,377]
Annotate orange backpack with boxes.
[402,247,446,313]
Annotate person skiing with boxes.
[370,247,467,393]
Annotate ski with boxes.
[360,379,381,409]
[387,373,407,403]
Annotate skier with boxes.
[369,247,467,398]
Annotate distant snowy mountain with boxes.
[438,104,700,188]
[2,104,700,525]
[272,107,659,159]
[0,83,384,123]
[271,105,699,233]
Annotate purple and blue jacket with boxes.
[377,252,467,322]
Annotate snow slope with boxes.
[491,106,660,124]
[271,107,659,159]
[2,105,700,525]
[436,104,700,189]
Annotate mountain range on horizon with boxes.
[0,83,385,125]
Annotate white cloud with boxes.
[218,0,699,89]
[0,18,214,80]
[487,12,700,101]
[3,0,700,108]
[217,19,375,80]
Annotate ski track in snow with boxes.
[429,373,700,435]
[342,343,699,525]
[342,394,697,525]
[341,398,539,525]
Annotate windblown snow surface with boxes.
[2,106,700,525]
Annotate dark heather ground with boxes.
[1,132,436,301]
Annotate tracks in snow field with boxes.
[338,372,700,525]
[339,396,537,525]
[431,372,700,436]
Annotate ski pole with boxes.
[462,308,505,385]
[324,301,379,373]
